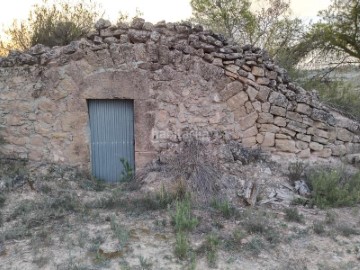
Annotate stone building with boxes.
[0,18,359,181]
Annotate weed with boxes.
[240,210,280,245]
[211,199,236,219]
[138,255,153,270]
[33,256,50,268]
[242,211,268,234]
[263,228,281,245]
[77,231,89,248]
[313,221,326,235]
[10,199,36,220]
[79,176,106,191]
[309,169,360,208]
[291,197,309,206]
[325,211,337,225]
[174,231,190,260]
[278,258,308,270]
[119,158,134,182]
[110,217,129,249]
[91,186,176,212]
[284,208,304,223]
[172,196,198,232]
[244,236,265,256]
[204,234,220,268]
[3,224,31,240]
[223,229,246,252]
[88,234,105,252]
[336,224,359,237]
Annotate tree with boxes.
[190,0,305,69]
[301,0,360,67]
[293,0,360,120]
[190,0,256,41]
[0,0,101,55]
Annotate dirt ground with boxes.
[1,175,360,270]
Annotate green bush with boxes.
[119,158,133,182]
[172,196,198,232]
[309,169,360,208]
[284,208,304,223]
[313,221,326,235]
[204,234,220,268]
[211,199,236,219]
[174,231,190,260]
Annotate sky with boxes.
[0,0,331,32]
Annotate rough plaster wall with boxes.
[0,18,359,170]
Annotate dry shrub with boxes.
[135,140,221,201]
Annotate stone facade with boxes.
[0,18,359,171]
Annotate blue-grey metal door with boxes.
[88,100,134,182]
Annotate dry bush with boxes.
[135,140,221,201]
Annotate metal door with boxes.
[88,99,134,182]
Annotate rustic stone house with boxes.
[0,18,359,182]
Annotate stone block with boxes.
[242,136,257,147]
[329,144,347,156]
[274,117,287,127]
[312,136,328,145]
[270,105,286,117]
[224,64,240,74]
[239,112,258,131]
[226,91,249,110]
[276,134,291,139]
[243,126,258,138]
[275,139,299,153]
[256,77,270,85]
[234,106,248,119]
[296,133,311,142]
[220,81,244,101]
[298,148,311,158]
[252,66,265,77]
[309,142,323,151]
[268,92,288,108]
[302,117,314,126]
[266,70,277,80]
[336,128,354,142]
[252,101,262,112]
[256,133,264,144]
[245,101,255,113]
[286,111,302,122]
[246,86,259,101]
[257,113,274,124]
[287,120,307,133]
[262,132,275,147]
[296,141,309,150]
[313,148,332,158]
[311,109,336,126]
[259,124,280,133]
[257,86,271,102]
[280,128,296,137]
[262,102,271,113]
[296,103,312,115]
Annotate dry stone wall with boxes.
[0,18,359,170]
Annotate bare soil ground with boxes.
[1,170,360,270]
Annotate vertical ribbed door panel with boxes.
[88,100,134,182]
